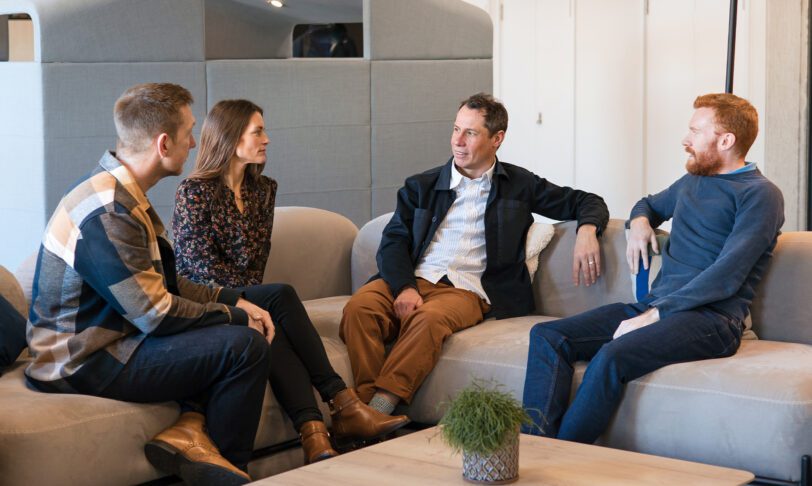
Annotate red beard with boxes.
[685,147,723,176]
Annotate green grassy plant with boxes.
[439,380,532,456]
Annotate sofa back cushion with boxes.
[352,215,631,315]
[534,219,633,317]
[352,213,558,293]
[352,213,392,292]
[349,214,811,345]
[263,206,358,301]
[750,231,812,344]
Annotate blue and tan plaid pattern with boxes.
[26,152,244,392]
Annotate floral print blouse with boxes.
[172,175,277,288]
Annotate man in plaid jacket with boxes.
[26,83,274,485]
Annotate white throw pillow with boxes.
[525,223,556,282]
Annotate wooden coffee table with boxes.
[253,427,754,485]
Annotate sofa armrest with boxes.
[263,207,358,301]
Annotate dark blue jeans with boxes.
[522,302,742,443]
[0,294,26,370]
[239,284,346,430]
[97,325,271,471]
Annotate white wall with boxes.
[463,0,808,229]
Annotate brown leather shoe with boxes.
[144,411,251,486]
[300,420,339,464]
[329,388,410,441]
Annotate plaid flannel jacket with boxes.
[26,152,247,392]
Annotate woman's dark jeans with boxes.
[240,284,347,431]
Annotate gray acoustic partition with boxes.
[40,63,208,220]
[370,59,493,216]
[207,59,373,225]
[0,0,492,270]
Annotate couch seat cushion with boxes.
[0,362,178,486]
[601,339,812,481]
[0,330,355,485]
[409,315,557,423]
[303,295,351,341]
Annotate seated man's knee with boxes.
[588,342,629,380]
[342,291,386,319]
[403,309,454,337]
[222,326,269,365]
[530,322,556,340]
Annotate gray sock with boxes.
[368,393,397,415]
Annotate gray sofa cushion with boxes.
[751,232,812,344]
[351,212,392,292]
[602,339,812,481]
[265,207,358,301]
[535,219,635,318]
[0,362,178,486]
[0,337,353,485]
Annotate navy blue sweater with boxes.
[630,167,784,321]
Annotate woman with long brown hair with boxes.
[172,99,408,464]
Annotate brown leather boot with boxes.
[299,420,339,464]
[329,388,410,441]
[144,411,251,486]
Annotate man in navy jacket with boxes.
[340,93,609,415]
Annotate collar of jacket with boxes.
[99,151,152,213]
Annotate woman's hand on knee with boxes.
[237,298,275,344]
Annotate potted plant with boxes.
[438,380,532,484]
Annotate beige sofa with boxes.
[1,206,810,485]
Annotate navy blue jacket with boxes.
[376,158,609,319]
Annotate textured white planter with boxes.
[461,432,519,484]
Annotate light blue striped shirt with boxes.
[414,161,495,303]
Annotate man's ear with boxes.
[492,130,506,149]
[718,132,736,152]
[156,133,171,159]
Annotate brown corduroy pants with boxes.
[339,278,489,404]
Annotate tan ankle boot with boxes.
[329,388,410,440]
[145,411,251,486]
[300,421,339,464]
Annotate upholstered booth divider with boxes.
[0,0,492,271]
[363,0,492,60]
[40,62,209,221]
[370,59,493,215]
[206,59,373,225]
